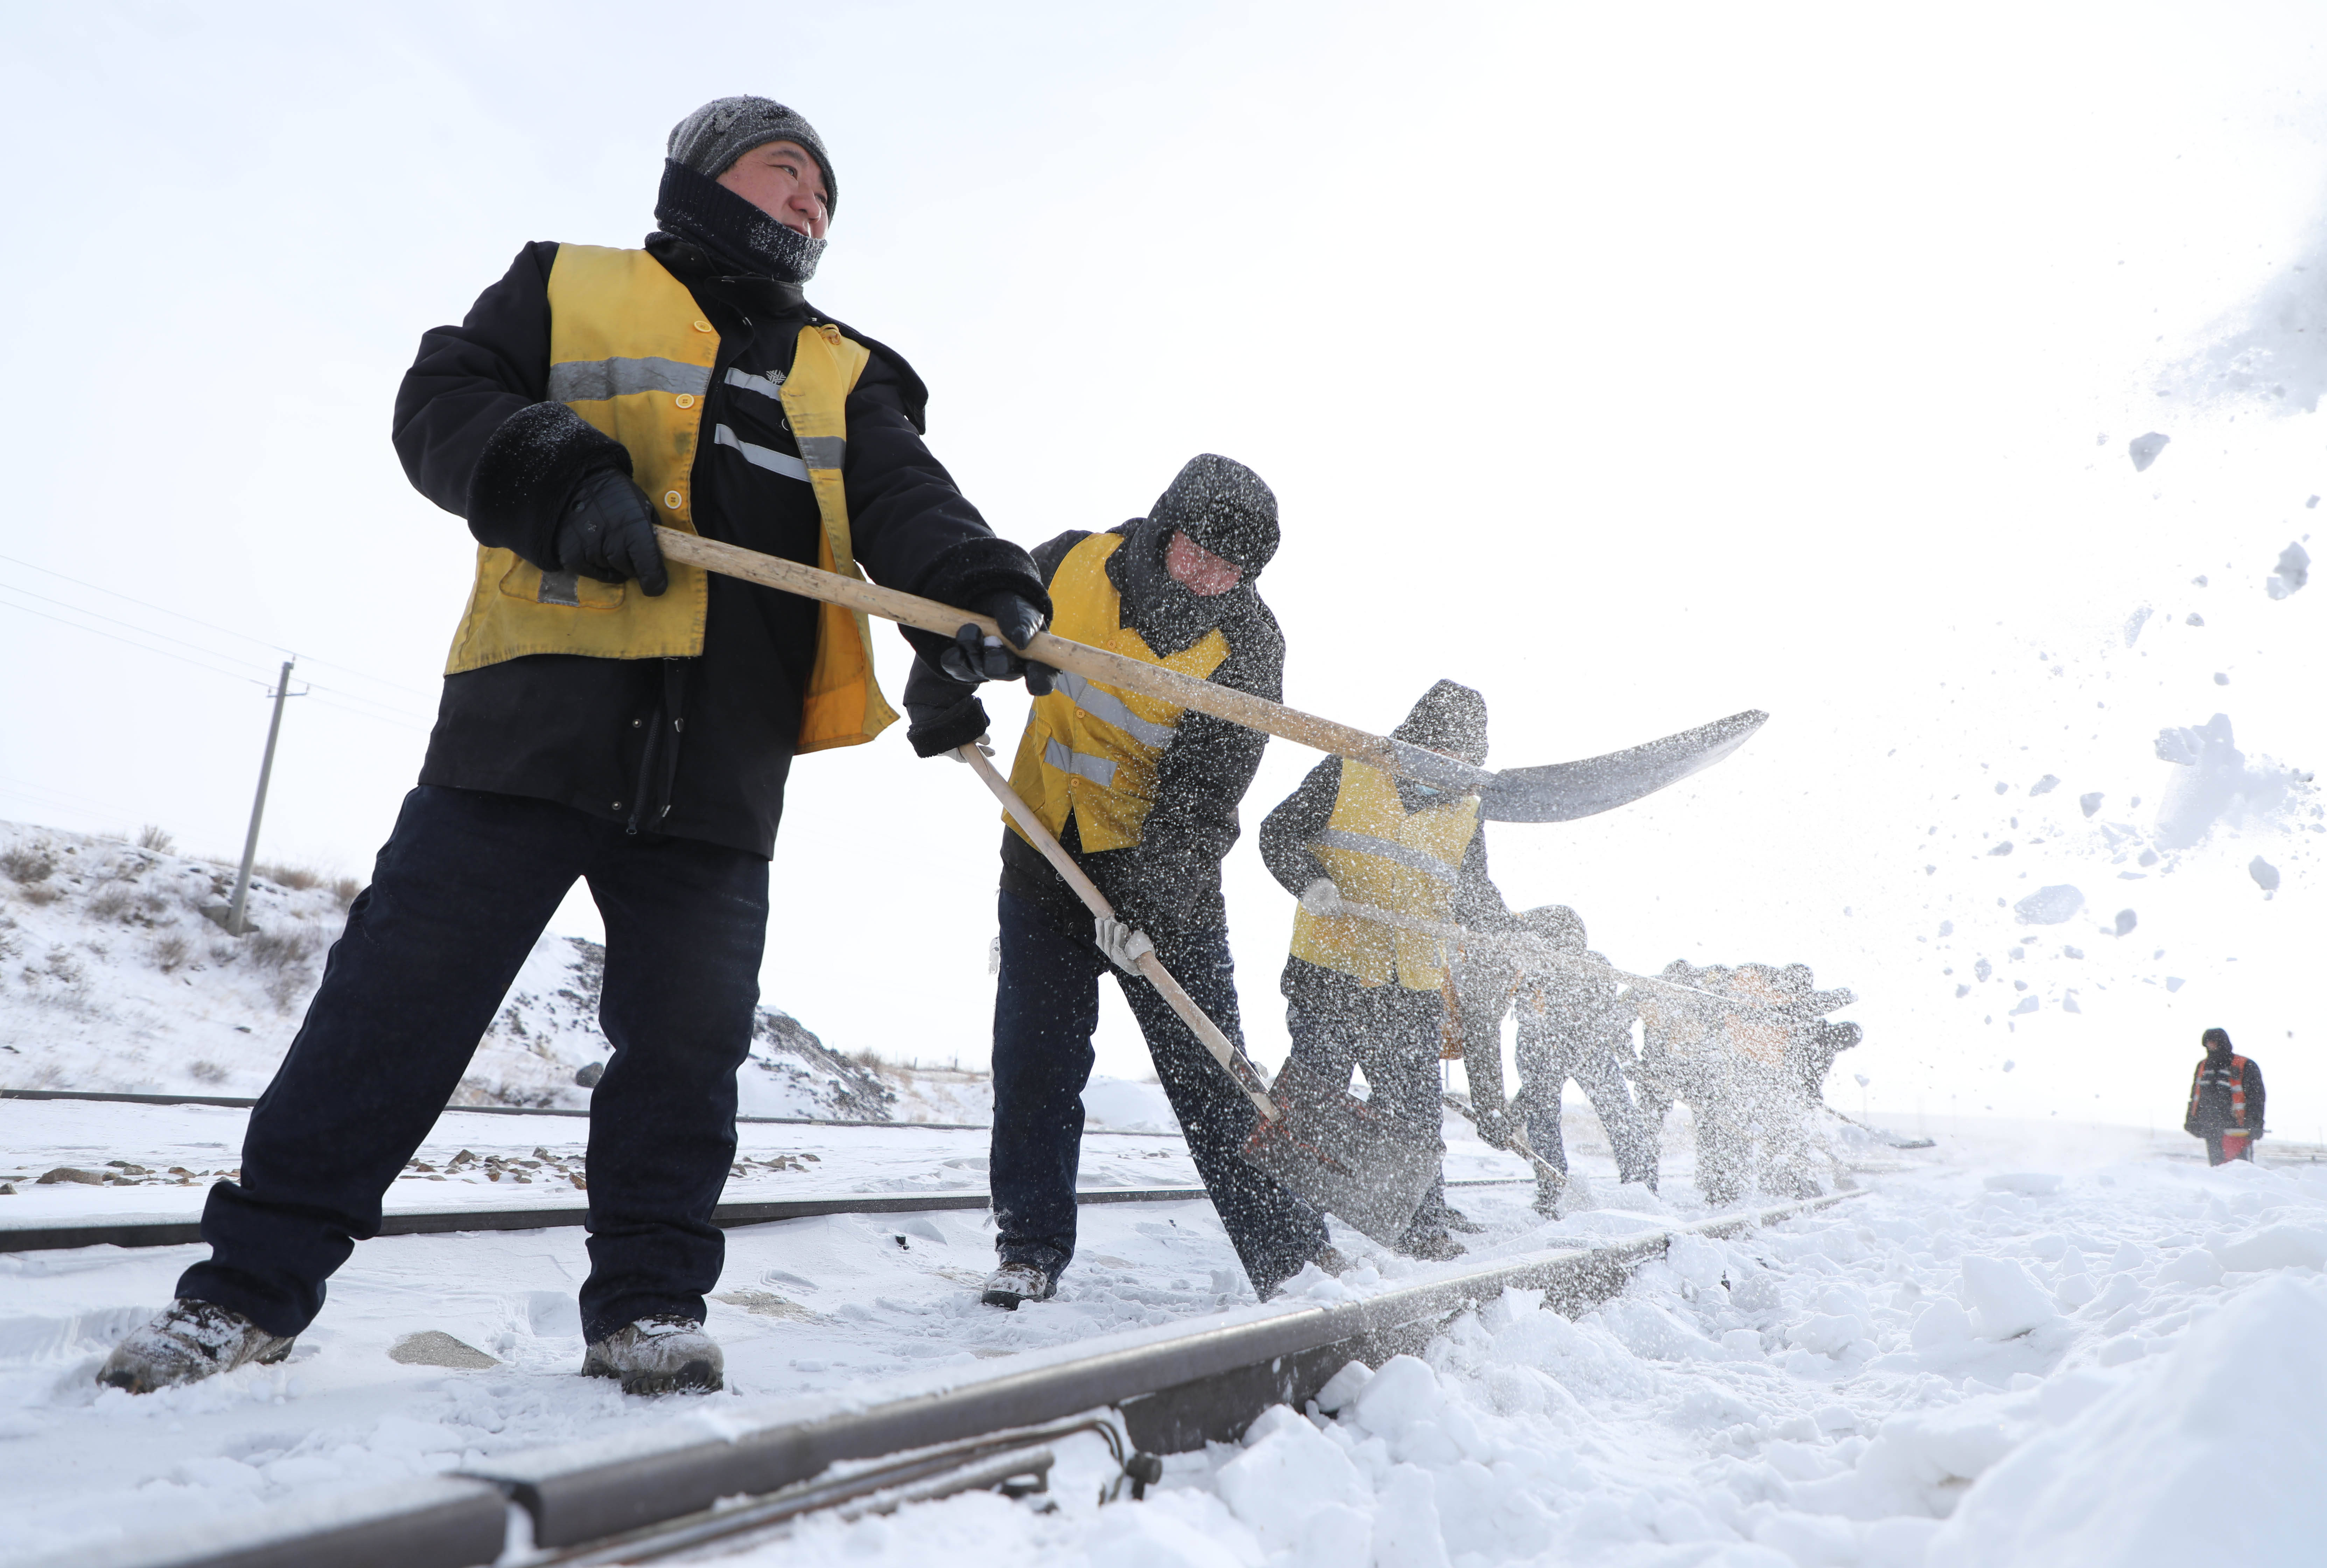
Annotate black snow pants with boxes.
[1515,1038,1656,1189]
[1283,976,1449,1230]
[988,890,1330,1297]
[179,784,768,1343]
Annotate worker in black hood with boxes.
[2185,1027,2265,1165]
[1259,681,1518,1260]
[907,455,1335,1308]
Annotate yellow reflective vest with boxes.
[1005,533,1228,853]
[442,243,897,754]
[1289,762,1481,989]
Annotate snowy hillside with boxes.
[0,821,892,1121]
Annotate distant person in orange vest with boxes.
[2184,1027,2265,1166]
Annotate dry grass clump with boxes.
[2,844,56,885]
[331,876,363,908]
[86,884,138,924]
[188,1059,229,1085]
[151,933,191,973]
[248,929,320,972]
[256,862,323,892]
[138,825,175,853]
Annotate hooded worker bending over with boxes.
[1455,904,1656,1211]
[1259,681,1516,1260]
[904,455,1333,1308]
[2185,1027,2265,1166]
[100,97,1050,1399]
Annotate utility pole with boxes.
[222,660,297,936]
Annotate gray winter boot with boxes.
[582,1315,724,1394]
[98,1299,296,1394]
[980,1263,1057,1310]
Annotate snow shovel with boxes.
[955,744,1443,1249]
[652,529,1766,822]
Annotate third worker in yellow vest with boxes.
[1258,681,1519,1260]
[903,455,1336,1308]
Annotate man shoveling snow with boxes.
[101,95,1051,1398]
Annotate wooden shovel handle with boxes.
[954,744,1279,1121]
[654,528,1436,783]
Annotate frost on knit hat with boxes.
[1148,454,1279,574]
[666,96,837,214]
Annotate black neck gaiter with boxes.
[654,159,826,284]
[1105,516,1260,658]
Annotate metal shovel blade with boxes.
[1477,709,1769,823]
[1239,1056,1443,1250]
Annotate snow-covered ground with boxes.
[9,1104,2325,1564]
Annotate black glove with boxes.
[1472,1105,1514,1150]
[937,591,1055,695]
[555,469,668,595]
[902,657,993,759]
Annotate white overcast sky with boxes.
[4,1,2325,1129]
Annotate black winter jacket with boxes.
[1258,757,1515,1010]
[906,516,1281,935]
[392,235,1044,857]
[2186,1052,2266,1135]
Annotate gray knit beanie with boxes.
[666,97,837,214]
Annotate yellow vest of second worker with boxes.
[1006,533,1228,852]
[1290,763,1480,989]
[442,243,897,754]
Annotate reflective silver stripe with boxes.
[1055,671,1177,748]
[797,435,845,471]
[723,365,787,399]
[1311,828,1459,884]
[547,356,712,403]
[1044,736,1117,788]
[537,570,581,607]
[712,424,810,482]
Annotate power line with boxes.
[0,551,441,700]
[0,597,435,730]
[0,595,277,688]
[0,581,285,681]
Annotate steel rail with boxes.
[0,1087,1184,1139]
[43,1191,1861,1568]
[0,1178,1532,1254]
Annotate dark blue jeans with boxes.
[990,890,1329,1297]
[179,785,768,1343]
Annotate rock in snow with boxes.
[2250,855,2281,892]
[2127,431,2171,470]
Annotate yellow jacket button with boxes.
[674,393,696,409]
[693,319,713,332]
[663,490,683,510]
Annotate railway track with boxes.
[44,1191,1860,1568]
[0,1177,1530,1253]
[0,1087,1181,1138]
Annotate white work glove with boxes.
[948,734,996,763]
[1299,878,1343,917]
[1094,916,1155,973]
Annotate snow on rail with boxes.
[33,1195,1854,1568]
